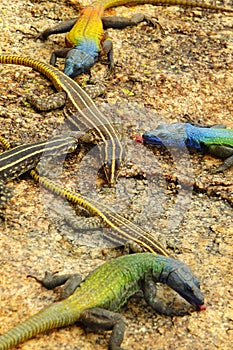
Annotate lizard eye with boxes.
[156,124,166,130]
[194,278,200,289]
[184,282,194,293]
[157,132,169,139]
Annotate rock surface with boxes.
[0,1,232,349]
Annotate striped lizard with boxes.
[0,55,171,255]
[0,133,81,209]
[0,132,170,256]
[0,55,124,186]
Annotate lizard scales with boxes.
[53,0,233,77]
[141,122,233,172]
[0,55,124,186]
[0,253,205,349]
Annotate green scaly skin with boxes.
[36,0,233,78]
[0,253,205,350]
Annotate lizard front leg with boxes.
[208,145,233,173]
[142,277,188,316]
[27,91,67,111]
[26,82,105,112]
[35,19,79,67]
[102,35,114,71]
[35,18,79,41]
[211,154,233,173]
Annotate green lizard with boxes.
[0,253,206,350]
[36,0,233,78]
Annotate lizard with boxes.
[35,0,233,78]
[0,55,125,187]
[0,133,81,209]
[0,56,174,257]
[137,122,233,173]
[0,252,206,350]
[0,134,170,256]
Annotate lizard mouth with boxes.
[135,135,143,143]
[196,304,206,311]
[178,291,206,312]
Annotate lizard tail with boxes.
[98,0,233,12]
[0,300,80,350]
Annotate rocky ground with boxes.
[0,0,232,349]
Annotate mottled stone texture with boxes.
[0,0,232,349]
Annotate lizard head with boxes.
[159,257,206,311]
[142,123,187,148]
[64,48,96,78]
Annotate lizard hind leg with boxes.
[79,308,127,350]
[27,271,83,299]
